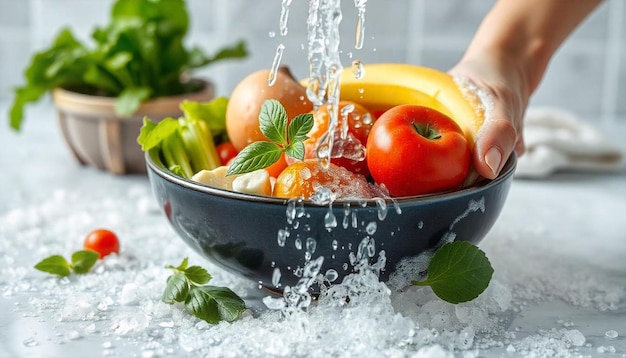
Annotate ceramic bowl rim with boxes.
[146,149,517,207]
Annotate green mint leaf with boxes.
[114,86,152,116]
[71,250,100,274]
[163,272,190,304]
[34,255,71,277]
[185,286,246,324]
[288,113,314,143]
[259,99,288,145]
[137,117,179,151]
[226,141,283,176]
[285,141,305,161]
[184,266,212,285]
[411,241,493,304]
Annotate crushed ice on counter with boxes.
[1,182,625,357]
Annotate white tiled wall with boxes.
[1,0,624,122]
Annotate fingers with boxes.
[473,115,519,179]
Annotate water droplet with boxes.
[272,268,282,287]
[331,239,338,251]
[306,237,317,253]
[367,238,376,257]
[277,229,289,247]
[353,0,367,49]
[295,237,302,250]
[374,198,388,220]
[342,204,351,228]
[279,0,293,36]
[351,59,365,79]
[324,210,337,228]
[325,269,339,282]
[268,44,286,86]
[286,198,298,224]
[366,221,377,235]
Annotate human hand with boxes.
[448,53,530,179]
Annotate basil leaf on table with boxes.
[412,241,494,304]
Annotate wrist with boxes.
[460,39,548,99]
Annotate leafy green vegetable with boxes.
[9,0,248,131]
[180,97,229,141]
[137,98,227,178]
[163,258,246,324]
[35,250,100,277]
[226,99,314,176]
[412,241,494,304]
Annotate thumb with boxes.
[473,115,519,179]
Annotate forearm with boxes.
[461,0,603,95]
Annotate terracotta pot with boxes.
[52,79,215,175]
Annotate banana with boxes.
[338,63,485,146]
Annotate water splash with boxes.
[268,43,286,86]
[307,0,344,169]
[279,0,293,36]
[353,0,367,49]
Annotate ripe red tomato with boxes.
[216,141,239,166]
[84,229,120,259]
[366,104,471,197]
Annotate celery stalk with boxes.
[162,133,194,179]
[179,118,220,173]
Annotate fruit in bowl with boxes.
[141,63,515,296]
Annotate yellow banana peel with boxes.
[338,63,485,147]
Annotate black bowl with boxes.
[146,149,516,294]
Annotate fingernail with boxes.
[485,147,502,176]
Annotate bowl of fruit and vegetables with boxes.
[140,64,516,299]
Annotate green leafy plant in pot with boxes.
[8,0,248,174]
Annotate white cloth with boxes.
[514,107,624,178]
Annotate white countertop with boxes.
[1,102,626,357]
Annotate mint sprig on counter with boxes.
[163,258,246,324]
[34,250,100,277]
[412,241,494,304]
[226,99,314,176]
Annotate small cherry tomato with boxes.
[216,141,239,166]
[366,104,471,197]
[304,101,375,176]
[265,153,288,178]
[273,160,362,199]
[84,229,120,259]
